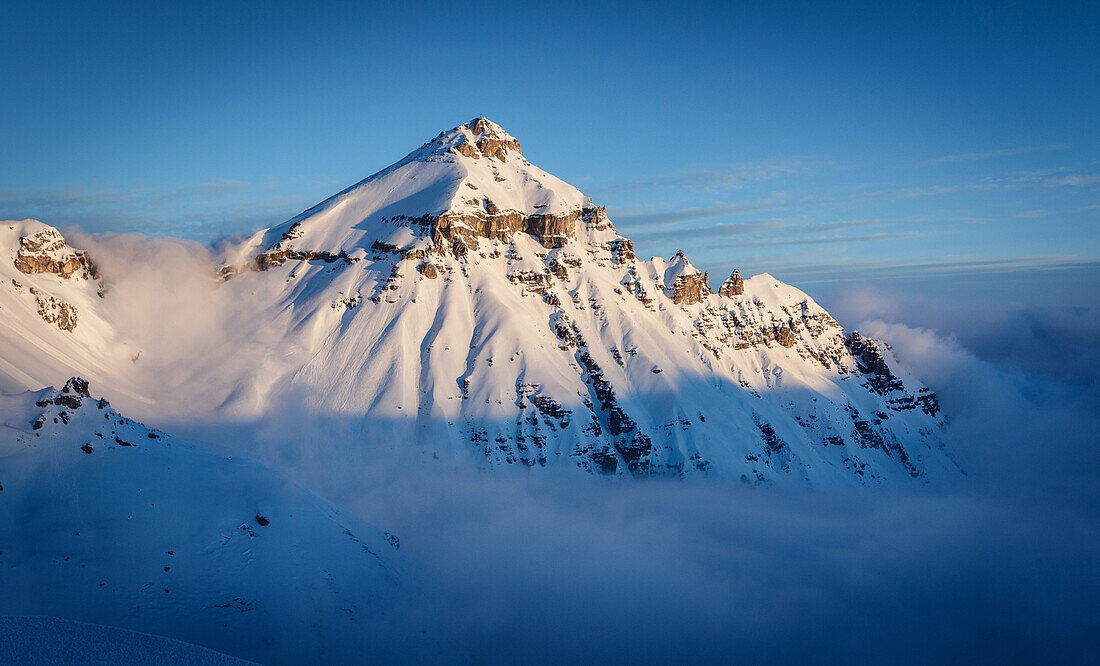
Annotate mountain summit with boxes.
[230,116,600,273]
[1,119,960,485]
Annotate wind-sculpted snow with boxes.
[0,378,403,664]
[0,118,958,485]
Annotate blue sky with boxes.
[2,0,1097,307]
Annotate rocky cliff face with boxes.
[670,272,710,305]
[663,251,711,305]
[427,203,603,252]
[719,270,744,297]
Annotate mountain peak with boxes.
[463,116,517,144]
[241,116,600,265]
[414,117,524,163]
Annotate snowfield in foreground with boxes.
[0,378,402,664]
[0,616,253,665]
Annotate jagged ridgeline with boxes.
[1,118,959,485]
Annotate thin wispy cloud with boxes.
[588,159,811,195]
[1013,209,1058,219]
[763,255,1100,283]
[630,216,916,245]
[0,181,260,208]
[609,199,787,227]
[1045,174,1100,187]
[195,179,253,193]
[733,231,927,248]
[610,168,1098,232]
[932,144,1067,164]
[809,171,1098,206]
[0,180,331,241]
[624,216,935,267]
[1009,203,1100,219]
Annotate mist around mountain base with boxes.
[63,232,1100,663]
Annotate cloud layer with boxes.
[306,288,1099,663]
[11,230,1096,663]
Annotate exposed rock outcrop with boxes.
[718,270,744,297]
[450,117,524,162]
[774,326,796,348]
[254,249,353,271]
[426,205,603,252]
[508,269,552,294]
[849,331,889,375]
[671,272,709,305]
[32,376,103,430]
[34,292,79,332]
[849,331,910,394]
[14,228,98,280]
[608,238,635,264]
[664,251,711,305]
[251,205,607,278]
[37,376,92,407]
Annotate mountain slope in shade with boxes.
[0,118,960,485]
[0,378,402,665]
[0,617,253,665]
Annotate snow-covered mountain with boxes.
[0,118,959,485]
[0,377,402,664]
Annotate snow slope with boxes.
[0,221,124,393]
[0,378,402,665]
[0,616,253,665]
[0,118,960,486]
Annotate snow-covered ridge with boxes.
[0,119,961,486]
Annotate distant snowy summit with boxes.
[0,118,961,485]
